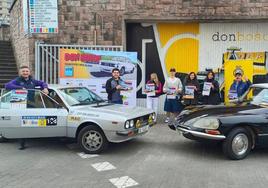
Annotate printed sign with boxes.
[29,0,58,33]
[22,116,57,127]
[228,90,238,100]
[59,49,138,106]
[145,83,155,97]
[10,90,28,109]
[202,82,212,96]
[184,86,195,99]
[167,87,176,99]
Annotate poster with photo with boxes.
[167,87,176,99]
[59,49,138,106]
[10,90,28,109]
[145,83,155,97]
[228,90,238,100]
[202,82,212,96]
[184,86,195,99]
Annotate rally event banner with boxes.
[59,49,138,106]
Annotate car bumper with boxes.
[106,122,156,143]
[177,126,226,141]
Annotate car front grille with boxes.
[134,114,150,128]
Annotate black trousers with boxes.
[19,138,26,149]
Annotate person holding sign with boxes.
[105,68,127,104]
[229,69,251,100]
[145,73,162,118]
[202,71,220,105]
[5,65,49,150]
[183,72,200,106]
[163,68,183,123]
[5,65,49,94]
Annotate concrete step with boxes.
[0,40,12,44]
[0,46,13,49]
[0,78,13,83]
[0,59,16,62]
[0,65,17,70]
[0,73,17,77]
[0,70,18,74]
[0,62,16,66]
[0,54,15,57]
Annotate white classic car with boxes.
[0,85,156,153]
[99,60,135,75]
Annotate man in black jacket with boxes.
[105,68,124,104]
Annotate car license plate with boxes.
[138,125,149,134]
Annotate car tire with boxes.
[120,67,125,75]
[222,127,252,160]
[78,125,108,154]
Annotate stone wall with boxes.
[0,25,10,41]
[9,0,268,69]
[9,0,30,69]
[125,0,268,21]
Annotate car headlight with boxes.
[192,118,219,129]
[125,121,130,129]
[130,120,134,128]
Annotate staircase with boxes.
[0,40,18,89]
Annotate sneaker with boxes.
[164,117,170,123]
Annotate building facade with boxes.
[8,0,268,104]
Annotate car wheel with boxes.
[120,67,125,75]
[78,125,108,154]
[222,127,252,160]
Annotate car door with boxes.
[0,89,68,139]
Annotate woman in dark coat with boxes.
[183,72,200,106]
[202,71,220,105]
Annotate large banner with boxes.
[59,49,138,106]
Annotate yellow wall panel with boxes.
[157,23,199,47]
[165,38,199,74]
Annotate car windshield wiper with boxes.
[72,99,107,106]
[72,102,95,106]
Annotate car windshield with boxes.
[241,87,268,106]
[58,87,105,106]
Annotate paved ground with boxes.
[1,121,268,188]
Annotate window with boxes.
[0,89,60,109]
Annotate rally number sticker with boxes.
[22,116,57,127]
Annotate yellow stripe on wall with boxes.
[157,23,199,47]
[165,38,199,74]
[157,23,199,74]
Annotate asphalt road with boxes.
[1,121,268,188]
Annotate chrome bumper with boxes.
[177,127,226,140]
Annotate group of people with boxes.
[4,65,251,149]
[143,68,251,123]
[143,68,222,123]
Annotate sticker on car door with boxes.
[21,116,57,127]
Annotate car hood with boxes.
[178,103,263,123]
[71,103,154,119]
